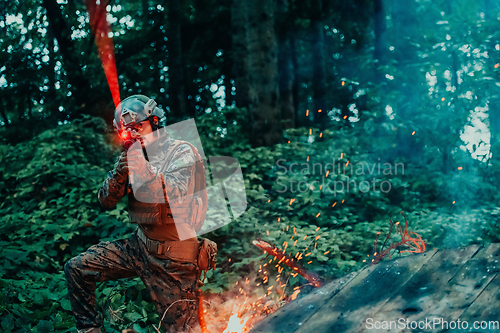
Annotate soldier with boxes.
[64,95,216,333]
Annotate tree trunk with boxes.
[247,0,281,147]
[484,0,500,166]
[373,0,386,84]
[231,0,250,109]
[0,97,9,127]
[390,0,422,160]
[0,3,9,127]
[290,34,300,126]
[42,0,91,114]
[311,0,328,127]
[223,55,234,107]
[167,0,188,117]
[46,23,57,109]
[277,0,295,129]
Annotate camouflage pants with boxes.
[64,230,200,332]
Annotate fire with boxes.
[223,310,251,333]
[200,223,327,333]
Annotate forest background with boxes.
[1,0,500,331]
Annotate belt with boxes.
[136,228,199,263]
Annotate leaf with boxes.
[124,312,143,322]
[1,313,14,331]
[133,323,146,333]
[60,299,72,311]
[36,320,54,333]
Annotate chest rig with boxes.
[127,138,207,231]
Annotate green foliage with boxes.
[0,115,140,332]
[200,109,500,296]
[1,107,499,331]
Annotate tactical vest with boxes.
[128,139,207,231]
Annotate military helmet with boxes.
[113,95,166,132]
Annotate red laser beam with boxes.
[84,0,120,107]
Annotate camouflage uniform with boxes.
[65,131,202,333]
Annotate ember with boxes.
[253,239,323,288]
[372,212,426,265]
[198,229,325,332]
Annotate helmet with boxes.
[113,95,166,133]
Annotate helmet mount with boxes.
[113,95,166,133]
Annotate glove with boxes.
[127,148,157,185]
[114,151,129,182]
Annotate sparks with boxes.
[252,239,323,287]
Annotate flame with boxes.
[201,225,327,332]
[223,310,251,333]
